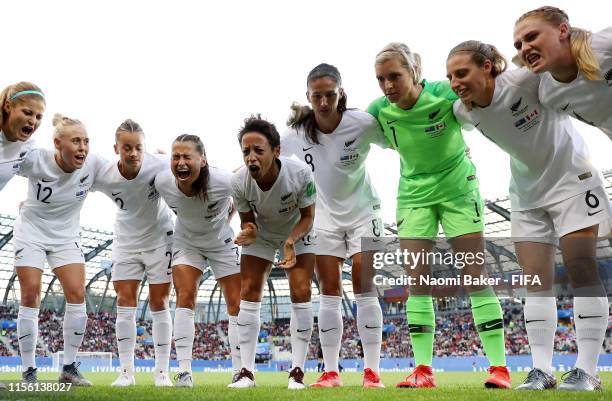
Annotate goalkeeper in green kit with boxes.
[367,42,510,389]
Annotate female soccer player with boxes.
[447,41,610,391]
[92,119,174,387]
[14,114,104,386]
[229,116,316,390]
[368,43,510,389]
[514,6,612,139]
[282,63,387,388]
[155,134,241,388]
[0,82,45,191]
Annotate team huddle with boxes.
[0,6,610,392]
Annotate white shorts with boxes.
[316,217,385,259]
[241,232,317,263]
[111,244,173,284]
[13,240,85,270]
[511,186,612,244]
[171,243,240,279]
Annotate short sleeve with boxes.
[230,170,251,213]
[428,80,459,101]
[364,114,390,149]
[280,129,300,158]
[296,166,316,209]
[367,97,387,120]
[150,153,171,172]
[453,100,475,130]
[16,148,43,177]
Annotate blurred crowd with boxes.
[0,302,610,359]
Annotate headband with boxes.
[9,90,45,101]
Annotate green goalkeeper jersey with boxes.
[368,80,478,208]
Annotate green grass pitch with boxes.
[0,371,610,401]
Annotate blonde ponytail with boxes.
[570,28,601,81]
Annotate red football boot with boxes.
[485,366,511,389]
[309,371,342,388]
[363,368,385,388]
[396,365,437,388]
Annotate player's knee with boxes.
[289,283,311,303]
[116,292,138,307]
[566,256,600,287]
[319,281,341,297]
[240,279,263,301]
[148,297,168,311]
[176,291,196,309]
[20,290,40,308]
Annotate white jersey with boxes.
[539,27,612,137]
[14,149,105,244]
[231,157,316,240]
[281,109,387,231]
[93,153,174,252]
[0,131,37,192]
[155,167,234,251]
[454,68,602,211]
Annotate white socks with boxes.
[228,315,241,373]
[574,293,608,376]
[174,307,195,373]
[17,306,39,371]
[524,293,557,375]
[116,306,137,373]
[356,294,383,373]
[237,300,261,372]
[290,302,313,370]
[151,309,172,373]
[63,303,87,365]
[318,295,342,373]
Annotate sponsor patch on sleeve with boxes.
[306,181,316,197]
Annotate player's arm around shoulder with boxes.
[453,100,475,130]
[15,147,46,178]
[363,111,392,149]
[366,96,388,120]
[428,79,459,101]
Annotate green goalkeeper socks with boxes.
[470,287,506,366]
[406,295,435,366]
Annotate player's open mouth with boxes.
[526,53,540,67]
[21,126,34,136]
[177,167,190,179]
[248,165,259,173]
[75,154,86,163]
